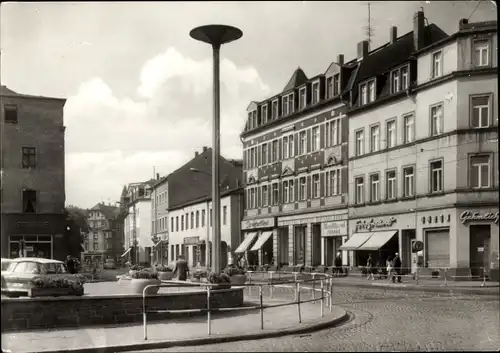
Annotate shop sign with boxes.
[322,221,347,237]
[355,217,397,232]
[184,236,200,245]
[412,241,424,253]
[241,217,275,230]
[460,211,499,225]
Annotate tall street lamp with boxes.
[189,25,243,273]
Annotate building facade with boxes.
[0,86,67,260]
[151,175,169,264]
[123,180,156,265]
[168,188,244,269]
[344,13,498,279]
[240,59,354,269]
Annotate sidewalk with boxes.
[2,299,347,353]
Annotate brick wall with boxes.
[1,288,244,332]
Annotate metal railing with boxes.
[141,272,334,340]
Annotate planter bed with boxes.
[29,287,83,298]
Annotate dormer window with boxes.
[311,81,320,104]
[272,100,279,120]
[333,74,340,96]
[326,77,333,98]
[261,105,268,124]
[391,70,400,94]
[401,66,409,90]
[299,87,307,110]
[283,96,289,116]
[360,79,376,105]
[282,93,294,116]
[391,65,409,94]
[248,110,257,129]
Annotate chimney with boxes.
[390,26,398,44]
[459,18,469,30]
[195,151,199,157]
[203,146,208,152]
[413,9,425,51]
[357,41,369,61]
[337,54,344,66]
[156,173,160,180]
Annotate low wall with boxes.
[1,287,244,332]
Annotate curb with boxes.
[39,309,349,353]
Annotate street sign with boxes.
[412,241,424,253]
[478,247,484,252]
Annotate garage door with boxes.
[425,229,450,268]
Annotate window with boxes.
[262,185,268,206]
[250,188,256,208]
[432,51,442,78]
[191,212,194,229]
[261,143,268,164]
[430,160,443,193]
[201,210,206,227]
[355,177,364,204]
[287,94,294,114]
[4,105,18,124]
[470,155,491,188]
[312,82,320,104]
[283,180,290,203]
[327,118,340,147]
[181,215,184,231]
[210,209,213,226]
[22,147,36,168]
[299,177,307,200]
[299,88,306,110]
[403,167,415,197]
[386,170,396,200]
[261,105,268,124]
[311,126,320,151]
[272,140,278,162]
[368,80,375,102]
[369,174,380,202]
[474,40,489,67]
[355,129,364,156]
[391,70,400,94]
[283,95,290,116]
[283,136,289,160]
[196,211,200,228]
[312,174,320,198]
[360,80,375,105]
[248,111,257,129]
[22,189,36,213]
[299,131,307,155]
[176,216,179,231]
[171,218,174,232]
[272,100,279,119]
[288,134,294,158]
[93,244,98,250]
[403,114,415,143]
[386,120,396,148]
[333,74,340,96]
[326,77,333,98]
[288,179,294,202]
[430,104,443,136]
[326,169,340,196]
[401,66,409,90]
[272,183,279,205]
[223,206,227,225]
[360,83,368,105]
[370,125,380,152]
[471,96,490,128]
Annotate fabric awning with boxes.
[339,233,373,251]
[234,232,258,253]
[250,231,273,252]
[153,240,165,248]
[357,230,397,251]
[120,248,132,258]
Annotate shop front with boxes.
[277,209,348,268]
[237,217,275,267]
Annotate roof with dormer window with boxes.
[282,67,309,92]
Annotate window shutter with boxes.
[307,175,312,199]
[320,173,325,198]
[268,142,272,163]
[257,186,261,207]
[294,133,299,156]
[307,129,311,153]
[342,168,348,194]
[257,145,261,166]
[278,139,282,161]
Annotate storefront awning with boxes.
[153,240,165,248]
[234,232,258,253]
[357,230,397,251]
[120,248,132,258]
[339,233,373,251]
[249,231,273,252]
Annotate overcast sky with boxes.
[1,1,497,209]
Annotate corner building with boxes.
[344,13,498,280]
[241,59,356,269]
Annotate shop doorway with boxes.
[325,237,334,266]
[425,228,450,268]
[278,227,289,266]
[294,226,306,265]
[311,224,321,266]
[262,237,273,265]
[469,225,491,278]
[401,229,416,274]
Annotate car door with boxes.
[5,262,28,291]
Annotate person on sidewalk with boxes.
[65,255,76,274]
[334,252,343,277]
[386,255,394,283]
[173,255,190,281]
[393,253,402,283]
[366,254,375,280]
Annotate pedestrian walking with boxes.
[386,255,394,283]
[393,253,402,283]
[334,252,343,277]
[366,254,375,280]
[173,255,190,281]
[65,255,76,274]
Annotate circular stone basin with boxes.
[88,277,206,296]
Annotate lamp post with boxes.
[190,25,243,273]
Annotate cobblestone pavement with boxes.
[132,287,500,352]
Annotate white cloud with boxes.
[64,47,270,208]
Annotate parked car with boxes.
[1,258,13,273]
[104,258,116,269]
[1,257,78,298]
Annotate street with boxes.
[130,286,500,352]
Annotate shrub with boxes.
[130,264,143,271]
[208,272,231,285]
[155,264,172,272]
[192,269,209,280]
[30,274,86,291]
[223,266,246,277]
[131,269,159,280]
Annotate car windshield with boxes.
[40,262,67,274]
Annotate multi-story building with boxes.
[122,180,156,265]
[240,60,354,268]
[151,174,169,264]
[168,187,244,269]
[0,86,67,260]
[343,12,498,280]
[83,203,124,263]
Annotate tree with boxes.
[64,207,88,258]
